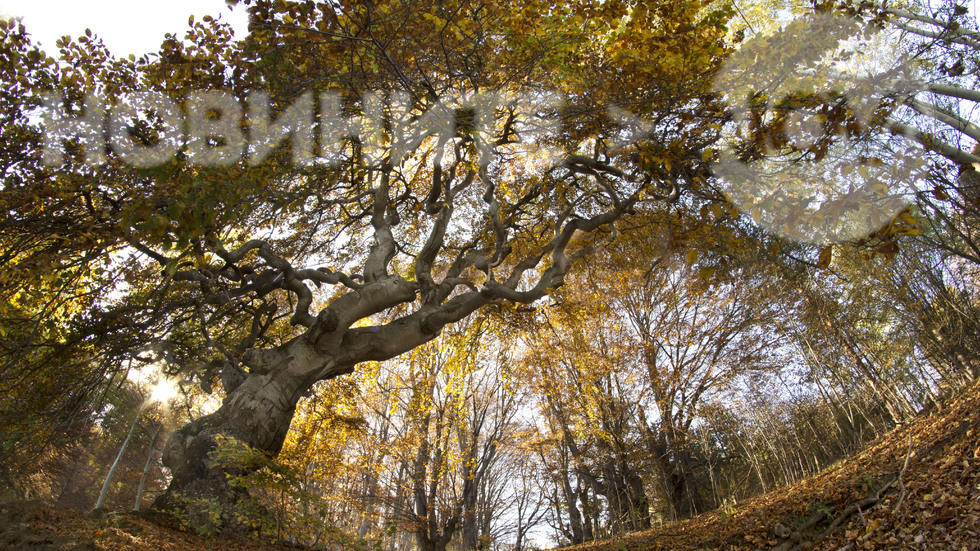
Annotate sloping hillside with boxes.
[561,382,980,551]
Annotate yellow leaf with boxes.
[817,246,832,269]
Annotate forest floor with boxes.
[0,503,302,551]
[564,381,980,551]
[2,381,980,551]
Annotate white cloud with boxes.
[0,0,249,56]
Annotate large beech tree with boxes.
[0,0,734,513]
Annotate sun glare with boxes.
[149,377,180,403]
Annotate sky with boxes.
[2,0,976,58]
[0,0,250,56]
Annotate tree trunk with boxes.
[96,409,141,512]
[414,536,450,551]
[150,275,465,525]
[663,458,703,520]
[153,338,327,514]
[649,436,704,521]
[626,468,651,530]
[133,426,161,511]
[578,483,595,542]
[561,469,585,544]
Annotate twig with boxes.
[892,434,915,514]
[791,476,899,550]
[823,477,896,537]
[788,438,916,551]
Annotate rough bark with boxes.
[152,358,311,514]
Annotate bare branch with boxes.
[905,97,980,143]
[364,164,398,282]
[888,119,980,166]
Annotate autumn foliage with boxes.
[2,0,980,549]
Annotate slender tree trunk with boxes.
[133,425,161,511]
[96,409,141,511]
[736,433,768,493]
[358,415,389,538]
